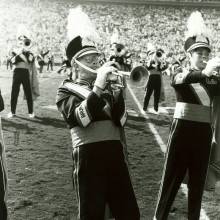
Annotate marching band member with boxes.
[57,54,72,78]
[206,95,220,189]
[154,11,220,220]
[109,30,132,72]
[143,44,167,114]
[0,89,8,220]
[36,49,49,74]
[8,25,37,118]
[56,7,140,220]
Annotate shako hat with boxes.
[184,11,211,52]
[16,24,32,46]
[66,6,100,63]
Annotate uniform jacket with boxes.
[171,64,220,190]
[146,59,168,73]
[56,79,127,148]
[0,90,4,112]
[11,50,34,65]
[171,64,220,105]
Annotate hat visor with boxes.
[187,42,211,52]
[73,47,101,60]
[147,51,155,56]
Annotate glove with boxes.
[94,61,117,90]
[202,57,220,77]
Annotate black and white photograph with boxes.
[0,0,220,219]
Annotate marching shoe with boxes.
[7,112,16,118]
[28,113,35,118]
[148,109,159,115]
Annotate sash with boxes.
[191,83,210,106]
[63,82,127,126]
[19,53,28,63]
[64,82,91,99]
[38,54,44,61]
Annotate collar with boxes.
[75,78,95,89]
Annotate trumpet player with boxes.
[154,11,220,220]
[8,26,36,118]
[143,44,167,114]
[56,7,140,220]
[0,89,7,220]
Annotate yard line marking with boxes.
[147,107,169,114]
[41,105,58,111]
[127,85,166,153]
[127,84,210,220]
[162,106,175,110]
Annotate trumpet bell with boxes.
[129,66,148,88]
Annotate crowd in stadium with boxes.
[1,0,220,63]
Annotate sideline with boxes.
[127,84,210,220]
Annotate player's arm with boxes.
[171,65,206,86]
[56,88,106,128]
[0,90,4,112]
[111,89,127,126]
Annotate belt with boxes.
[173,102,211,123]
[15,62,29,69]
[70,120,121,148]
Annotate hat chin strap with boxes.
[74,59,97,74]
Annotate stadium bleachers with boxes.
[1,0,220,63]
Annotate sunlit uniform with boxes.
[10,51,34,114]
[143,60,168,111]
[154,64,220,220]
[0,90,7,220]
[56,78,140,220]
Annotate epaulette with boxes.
[60,78,73,87]
[59,80,91,100]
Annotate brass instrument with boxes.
[110,66,149,88]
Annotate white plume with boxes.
[16,24,30,39]
[147,43,156,52]
[67,6,100,44]
[110,29,120,44]
[186,11,209,38]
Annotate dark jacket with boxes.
[56,79,126,129]
[0,90,4,112]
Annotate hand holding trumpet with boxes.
[202,57,220,77]
[94,61,119,90]
[93,61,148,95]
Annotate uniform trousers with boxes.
[72,140,140,220]
[11,68,33,114]
[47,61,53,71]
[143,75,161,111]
[0,141,7,220]
[155,119,212,220]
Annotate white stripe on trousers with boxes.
[154,119,178,218]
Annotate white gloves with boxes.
[202,57,220,77]
[94,61,117,90]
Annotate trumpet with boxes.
[108,66,149,88]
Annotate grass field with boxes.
[0,66,219,219]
